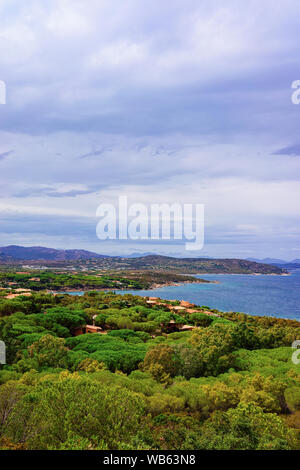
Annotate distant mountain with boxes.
[247,257,288,264]
[0,245,108,261]
[122,255,286,274]
[0,253,12,262]
[126,252,212,259]
[246,257,300,270]
[126,252,158,258]
[275,262,300,270]
[0,246,287,274]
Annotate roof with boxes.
[180,301,195,307]
[5,292,32,299]
[171,306,186,311]
[85,325,103,331]
[180,325,196,331]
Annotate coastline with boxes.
[49,270,300,320]
[193,272,290,276]
[50,271,290,295]
[52,277,213,294]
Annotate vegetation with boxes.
[0,246,286,275]
[0,290,299,450]
[0,270,207,291]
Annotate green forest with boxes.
[0,271,143,291]
[0,270,204,291]
[0,290,299,450]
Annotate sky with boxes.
[0,0,300,259]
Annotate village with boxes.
[72,296,220,337]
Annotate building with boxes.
[179,325,196,332]
[170,306,186,313]
[72,326,84,336]
[180,300,195,308]
[5,292,32,299]
[163,319,181,333]
[85,325,106,334]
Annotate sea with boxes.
[120,270,300,321]
[64,269,300,321]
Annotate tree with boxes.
[142,344,178,379]
[17,374,146,449]
[26,335,69,370]
[76,358,106,373]
[197,403,297,450]
[285,386,300,412]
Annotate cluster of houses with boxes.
[146,297,201,333]
[4,288,32,299]
[146,297,219,317]
[73,296,219,337]
[2,288,218,336]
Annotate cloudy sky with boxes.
[0,0,300,259]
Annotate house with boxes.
[5,292,32,299]
[163,319,185,333]
[72,326,84,336]
[179,325,196,332]
[29,277,40,282]
[170,306,186,313]
[180,301,195,308]
[202,310,220,317]
[85,325,106,334]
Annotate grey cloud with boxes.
[0,1,300,257]
[46,189,96,197]
[78,148,112,159]
[273,144,300,156]
[0,150,14,161]
[13,185,99,198]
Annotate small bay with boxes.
[120,270,300,320]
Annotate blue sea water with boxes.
[63,270,300,320]
[119,270,300,321]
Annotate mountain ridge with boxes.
[0,245,287,274]
[0,245,109,261]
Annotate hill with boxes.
[0,246,287,274]
[118,255,287,274]
[0,245,108,261]
[247,257,288,264]
[247,257,300,271]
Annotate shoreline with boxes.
[48,271,300,321]
[50,271,292,295]
[192,272,290,276]
[53,277,213,294]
